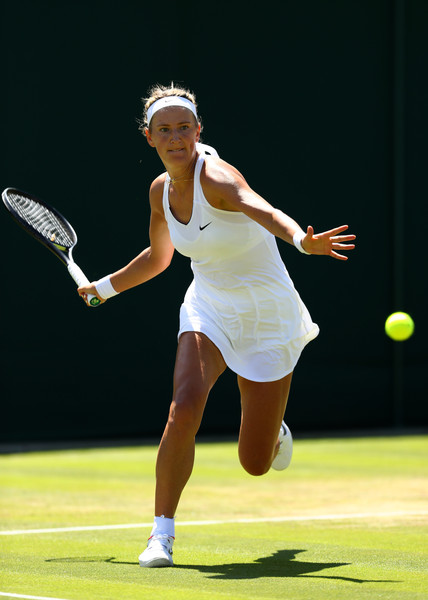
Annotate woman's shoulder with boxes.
[149,172,167,212]
[200,155,250,211]
[150,171,168,193]
[201,155,247,190]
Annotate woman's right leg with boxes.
[154,331,227,518]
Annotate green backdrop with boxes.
[1,0,426,443]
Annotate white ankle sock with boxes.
[150,515,175,538]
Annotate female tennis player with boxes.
[78,83,356,568]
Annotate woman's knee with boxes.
[238,446,273,477]
[167,387,207,436]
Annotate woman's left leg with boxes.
[237,372,293,476]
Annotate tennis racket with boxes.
[2,187,100,306]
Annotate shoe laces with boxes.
[148,533,174,549]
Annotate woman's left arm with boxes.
[202,160,356,261]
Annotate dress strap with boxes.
[196,142,219,157]
[194,142,219,186]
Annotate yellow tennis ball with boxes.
[385,312,414,341]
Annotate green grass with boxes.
[1,435,427,599]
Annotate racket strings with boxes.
[8,193,75,248]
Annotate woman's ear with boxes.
[145,128,156,147]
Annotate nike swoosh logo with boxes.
[199,222,212,231]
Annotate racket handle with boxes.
[67,262,101,307]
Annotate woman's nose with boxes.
[170,129,181,142]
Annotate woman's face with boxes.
[146,106,201,168]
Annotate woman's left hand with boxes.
[302,225,356,260]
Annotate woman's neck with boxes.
[167,154,198,187]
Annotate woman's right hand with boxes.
[77,283,105,307]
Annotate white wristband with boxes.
[95,275,119,300]
[293,231,311,255]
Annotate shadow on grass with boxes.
[175,549,399,583]
[47,550,399,584]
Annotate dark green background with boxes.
[1,0,427,443]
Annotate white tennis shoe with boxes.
[139,534,174,568]
[271,422,293,471]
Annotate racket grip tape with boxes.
[67,262,101,307]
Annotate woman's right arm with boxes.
[78,178,174,304]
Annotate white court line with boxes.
[0,593,69,600]
[1,510,427,536]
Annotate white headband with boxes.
[147,96,198,127]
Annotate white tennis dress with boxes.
[162,149,319,382]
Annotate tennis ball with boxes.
[385,312,414,341]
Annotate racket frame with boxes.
[2,187,100,306]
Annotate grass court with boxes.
[1,434,427,600]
